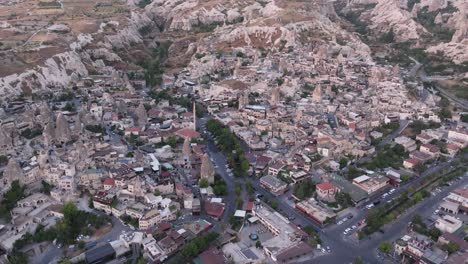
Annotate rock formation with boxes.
[0,126,13,154]
[56,113,71,144]
[2,159,25,190]
[200,153,215,184]
[135,103,148,126]
[43,121,56,147]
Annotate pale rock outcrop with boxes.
[56,113,71,144]
[105,12,153,49]
[226,9,242,23]
[0,126,13,153]
[43,121,56,147]
[349,0,378,4]
[70,34,93,51]
[135,103,148,126]
[434,12,443,24]
[200,153,215,184]
[2,159,25,190]
[368,0,426,41]
[0,50,89,98]
[47,24,71,33]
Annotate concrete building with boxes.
[448,129,468,143]
[435,215,463,234]
[446,187,468,213]
[259,175,288,195]
[394,136,417,152]
[252,206,311,262]
[352,175,389,195]
[316,182,339,202]
[295,198,337,226]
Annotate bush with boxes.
[137,0,151,8]
[169,232,219,263]
[20,127,43,139]
[378,242,392,254]
[206,119,249,177]
[195,53,206,59]
[0,181,25,221]
[85,125,105,134]
[365,144,408,170]
[213,175,227,196]
[293,179,315,200]
[442,242,460,254]
[0,155,8,166]
[380,28,395,43]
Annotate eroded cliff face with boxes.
[2,0,424,99]
[417,0,467,64]
[0,10,154,99]
[342,0,467,64]
[146,0,374,73]
[368,0,427,41]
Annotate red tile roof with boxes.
[242,201,254,211]
[180,112,193,118]
[103,178,115,186]
[197,247,225,264]
[204,201,225,219]
[175,128,200,139]
[317,182,336,191]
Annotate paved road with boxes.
[198,115,468,263]
[198,116,378,262]
[197,117,236,223]
[409,57,468,110]
[357,119,409,165]
[32,214,131,264]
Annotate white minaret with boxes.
[193,101,197,131]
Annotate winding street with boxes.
[198,113,466,263]
[408,57,468,110]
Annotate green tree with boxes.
[199,178,209,188]
[414,163,426,175]
[412,214,424,226]
[8,251,28,264]
[339,157,348,169]
[353,256,364,264]
[255,240,262,248]
[245,180,253,195]
[63,102,75,112]
[438,108,452,119]
[380,28,395,43]
[442,241,460,254]
[429,227,442,240]
[302,225,317,236]
[78,240,85,249]
[270,200,278,210]
[378,241,392,254]
[335,192,353,208]
[0,155,8,166]
[154,189,161,196]
[0,180,26,221]
[234,184,242,196]
[41,180,53,194]
[401,174,411,182]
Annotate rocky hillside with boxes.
[0,0,379,100]
[0,0,154,99]
[338,0,467,64]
